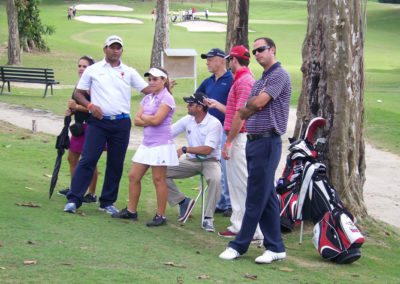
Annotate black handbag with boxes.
[69,122,84,137]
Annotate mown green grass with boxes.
[1,122,399,283]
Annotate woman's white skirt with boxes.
[132,143,179,166]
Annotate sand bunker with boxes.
[202,12,227,17]
[75,16,143,24]
[175,20,226,32]
[75,4,133,12]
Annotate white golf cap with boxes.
[104,35,123,47]
[144,67,168,78]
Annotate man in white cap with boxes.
[64,35,151,215]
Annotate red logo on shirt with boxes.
[121,72,125,77]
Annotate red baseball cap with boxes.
[225,45,250,60]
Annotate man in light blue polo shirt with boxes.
[64,35,150,214]
[197,48,233,217]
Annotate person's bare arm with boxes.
[222,111,244,160]
[73,89,104,119]
[134,106,148,127]
[239,91,272,120]
[141,86,152,95]
[205,98,226,114]
[140,104,171,126]
[177,145,213,158]
[67,99,89,113]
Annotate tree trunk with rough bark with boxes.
[225,0,249,52]
[150,0,169,68]
[295,0,367,217]
[6,0,21,65]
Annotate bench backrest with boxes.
[0,66,58,84]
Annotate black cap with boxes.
[200,48,226,59]
[183,92,207,106]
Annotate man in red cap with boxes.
[207,45,263,241]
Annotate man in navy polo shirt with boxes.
[197,48,233,217]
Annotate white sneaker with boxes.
[219,247,240,260]
[255,250,286,264]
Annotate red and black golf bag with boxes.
[276,117,365,264]
[276,117,324,232]
[297,161,365,264]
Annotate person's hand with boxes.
[169,79,177,89]
[239,107,253,120]
[140,114,150,121]
[67,99,77,111]
[177,147,184,158]
[222,142,232,160]
[89,104,103,120]
[205,98,220,109]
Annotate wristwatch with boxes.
[182,146,187,154]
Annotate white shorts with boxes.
[132,143,179,166]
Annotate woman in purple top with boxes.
[112,67,178,226]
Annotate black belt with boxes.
[247,130,277,141]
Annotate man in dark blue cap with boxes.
[198,48,233,218]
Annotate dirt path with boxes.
[0,101,399,228]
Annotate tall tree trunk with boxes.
[295,0,367,217]
[150,0,169,68]
[6,0,21,65]
[225,0,249,52]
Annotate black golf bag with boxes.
[276,117,365,264]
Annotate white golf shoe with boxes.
[255,250,286,264]
[219,247,240,260]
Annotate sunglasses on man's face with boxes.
[78,65,88,68]
[252,45,270,56]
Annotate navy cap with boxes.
[183,92,207,106]
[200,48,226,59]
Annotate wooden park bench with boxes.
[0,66,59,98]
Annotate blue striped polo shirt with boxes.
[246,62,292,135]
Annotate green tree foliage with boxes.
[15,0,55,52]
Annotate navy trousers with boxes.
[229,135,285,254]
[67,116,131,208]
